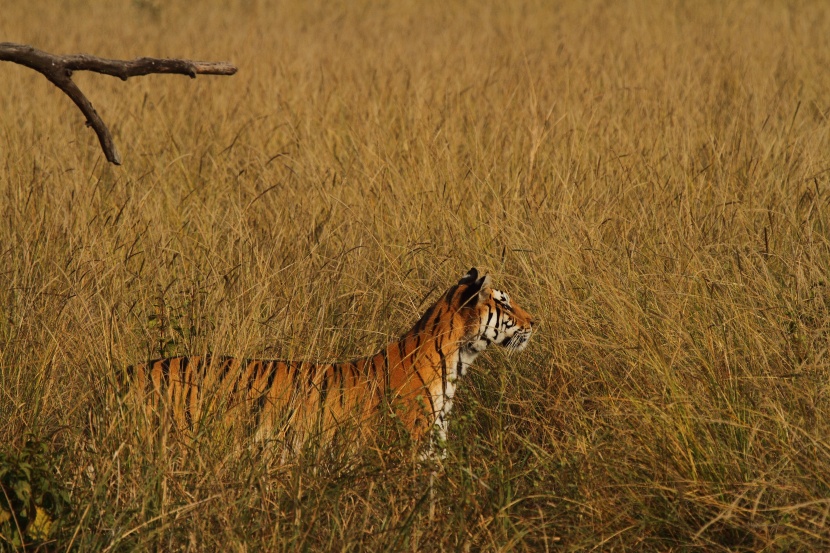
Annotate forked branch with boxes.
[0,42,238,165]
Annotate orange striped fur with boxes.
[126,268,535,452]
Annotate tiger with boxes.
[125,268,535,455]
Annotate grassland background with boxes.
[2,0,830,550]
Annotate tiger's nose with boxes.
[529,318,536,328]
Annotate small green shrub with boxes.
[0,438,71,549]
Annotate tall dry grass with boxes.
[2,0,830,549]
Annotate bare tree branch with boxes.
[0,42,238,165]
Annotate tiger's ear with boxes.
[459,272,491,307]
[477,275,493,302]
[458,267,479,285]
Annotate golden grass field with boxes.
[2,0,830,549]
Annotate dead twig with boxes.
[0,42,237,165]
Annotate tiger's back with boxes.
[129,355,387,448]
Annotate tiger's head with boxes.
[457,268,535,360]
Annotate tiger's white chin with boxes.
[506,332,532,351]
